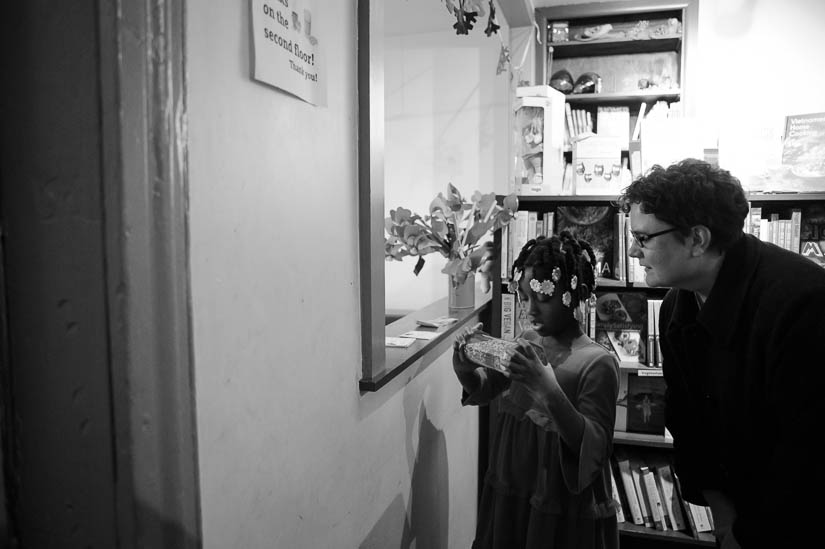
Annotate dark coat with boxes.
[659,234,825,547]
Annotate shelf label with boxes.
[637,368,663,377]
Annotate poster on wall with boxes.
[250,0,326,107]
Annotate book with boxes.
[501,293,516,340]
[790,209,801,253]
[608,462,626,523]
[626,373,666,435]
[800,204,825,268]
[631,102,647,141]
[509,210,530,272]
[652,300,662,367]
[629,458,654,527]
[615,458,645,525]
[606,330,643,362]
[594,291,648,364]
[500,224,510,279]
[646,299,656,367]
[555,205,618,279]
[639,466,667,530]
[614,369,629,432]
[770,112,825,192]
[686,502,713,533]
[654,464,687,531]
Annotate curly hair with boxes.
[617,158,749,251]
[511,232,597,308]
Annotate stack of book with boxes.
[609,449,715,539]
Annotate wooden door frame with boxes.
[98,0,201,545]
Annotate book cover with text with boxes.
[554,205,617,279]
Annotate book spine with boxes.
[501,293,515,340]
[647,299,656,367]
[500,224,510,281]
[588,297,596,340]
[608,463,626,523]
[653,300,663,367]
[655,465,686,531]
[749,206,762,239]
[630,461,654,527]
[616,459,645,525]
[565,102,576,140]
[614,370,628,432]
[640,466,667,530]
[527,210,538,240]
[791,208,802,253]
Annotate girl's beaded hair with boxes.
[509,231,597,308]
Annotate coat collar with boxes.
[667,234,758,347]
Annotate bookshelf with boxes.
[490,191,825,548]
[497,3,706,547]
[530,0,700,191]
[490,195,715,548]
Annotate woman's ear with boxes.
[690,225,713,256]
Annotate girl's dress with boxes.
[463,333,620,549]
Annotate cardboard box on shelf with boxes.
[572,135,623,195]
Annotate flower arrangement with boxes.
[384,183,519,288]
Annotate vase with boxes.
[448,272,475,309]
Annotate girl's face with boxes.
[517,266,574,337]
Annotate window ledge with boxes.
[359,291,492,392]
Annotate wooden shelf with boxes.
[565,89,681,105]
[746,192,825,202]
[619,522,716,546]
[516,194,619,203]
[619,363,663,374]
[614,431,672,448]
[550,36,682,58]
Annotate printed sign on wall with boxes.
[251,0,326,107]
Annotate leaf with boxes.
[430,217,449,239]
[503,193,519,213]
[413,256,426,276]
[429,194,449,216]
[484,0,499,37]
[467,218,495,245]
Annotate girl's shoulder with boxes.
[573,336,620,370]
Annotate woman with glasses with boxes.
[617,158,825,549]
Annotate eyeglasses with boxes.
[630,227,679,249]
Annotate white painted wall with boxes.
[187,2,479,548]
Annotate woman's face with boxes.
[627,203,693,288]
[517,266,574,337]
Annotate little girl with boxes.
[453,234,620,549]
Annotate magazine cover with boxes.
[720,112,825,192]
[594,291,648,364]
[626,374,666,435]
[554,205,617,279]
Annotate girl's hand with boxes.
[507,338,557,400]
[452,322,484,374]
